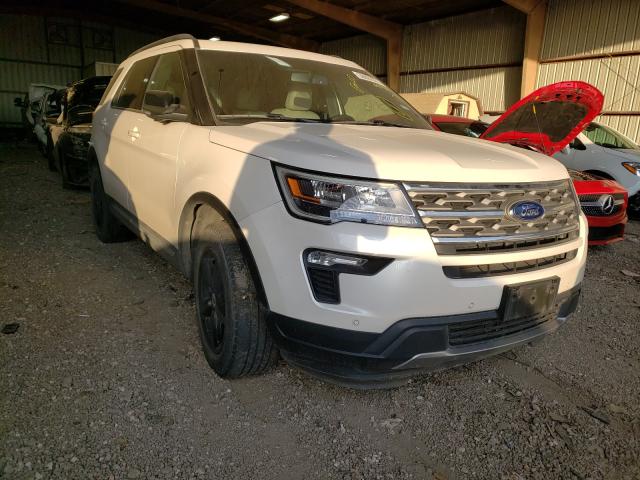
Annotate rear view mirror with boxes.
[14,97,24,108]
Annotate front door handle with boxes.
[128,127,140,140]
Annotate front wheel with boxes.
[59,149,73,189]
[628,194,640,220]
[192,205,278,378]
[46,135,56,172]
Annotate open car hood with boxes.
[480,81,603,156]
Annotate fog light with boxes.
[303,249,394,304]
[307,250,368,268]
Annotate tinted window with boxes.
[142,52,190,115]
[583,122,638,150]
[112,56,157,110]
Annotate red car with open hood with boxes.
[428,81,628,245]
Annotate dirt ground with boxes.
[1,142,639,480]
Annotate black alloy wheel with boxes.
[197,250,227,357]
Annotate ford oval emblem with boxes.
[509,201,545,221]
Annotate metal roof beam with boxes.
[284,0,403,91]
[504,0,546,97]
[117,0,319,51]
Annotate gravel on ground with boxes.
[1,142,639,480]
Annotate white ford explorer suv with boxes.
[90,35,587,387]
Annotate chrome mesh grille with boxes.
[579,193,625,217]
[404,180,581,254]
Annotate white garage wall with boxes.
[0,14,160,126]
[537,0,640,143]
[320,6,526,113]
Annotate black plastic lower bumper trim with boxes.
[267,284,581,387]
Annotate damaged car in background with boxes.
[51,76,111,188]
[32,88,65,170]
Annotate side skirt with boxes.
[108,197,184,275]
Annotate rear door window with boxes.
[112,56,157,110]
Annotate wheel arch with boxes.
[178,192,269,309]
[86,144,98,170]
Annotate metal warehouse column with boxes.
[504,0,548,97]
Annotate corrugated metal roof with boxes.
[0,61,78,92]
[320,34,386,76]
[0,15,48,62]
[537,56,640,112]
[542,0,640,60]
[401,66,522,112]
[538,0,640,142]
[402,7,525,71]
[114,27,161,62]
[319,6,524,112]
[0,92,22,125]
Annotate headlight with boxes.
[622,162,640,176]
[274,165,420,227]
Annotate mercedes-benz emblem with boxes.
[601,195,615,215]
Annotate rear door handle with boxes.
[128,127,140,139]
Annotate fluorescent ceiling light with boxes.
[266,56,291,67]
[209,36,221,41]
[269,13,290,22]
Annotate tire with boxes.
[89,161,131,243]
[59,150,73,189]
[46,136,56,172]
[192,205,278,378]
[628,195,640,220]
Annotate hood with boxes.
[480,81,604,156]
[208,122,569,183]
[569,169,627,195]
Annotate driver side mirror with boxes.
[570,138,587,151]
[143,90,187,123]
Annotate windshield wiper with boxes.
[217,114,326,123]
[330,119,412,128]
[264,113,327,123]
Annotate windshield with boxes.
[197,50,430,129]
[584,122,638,150]
[435,121,489,138]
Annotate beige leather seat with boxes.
[271,88,319,119]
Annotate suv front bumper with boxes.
[240,202,587,384]
[268,285,581,387]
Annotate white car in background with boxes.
[554,122,640,216]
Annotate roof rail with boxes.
[128,34,200,58]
